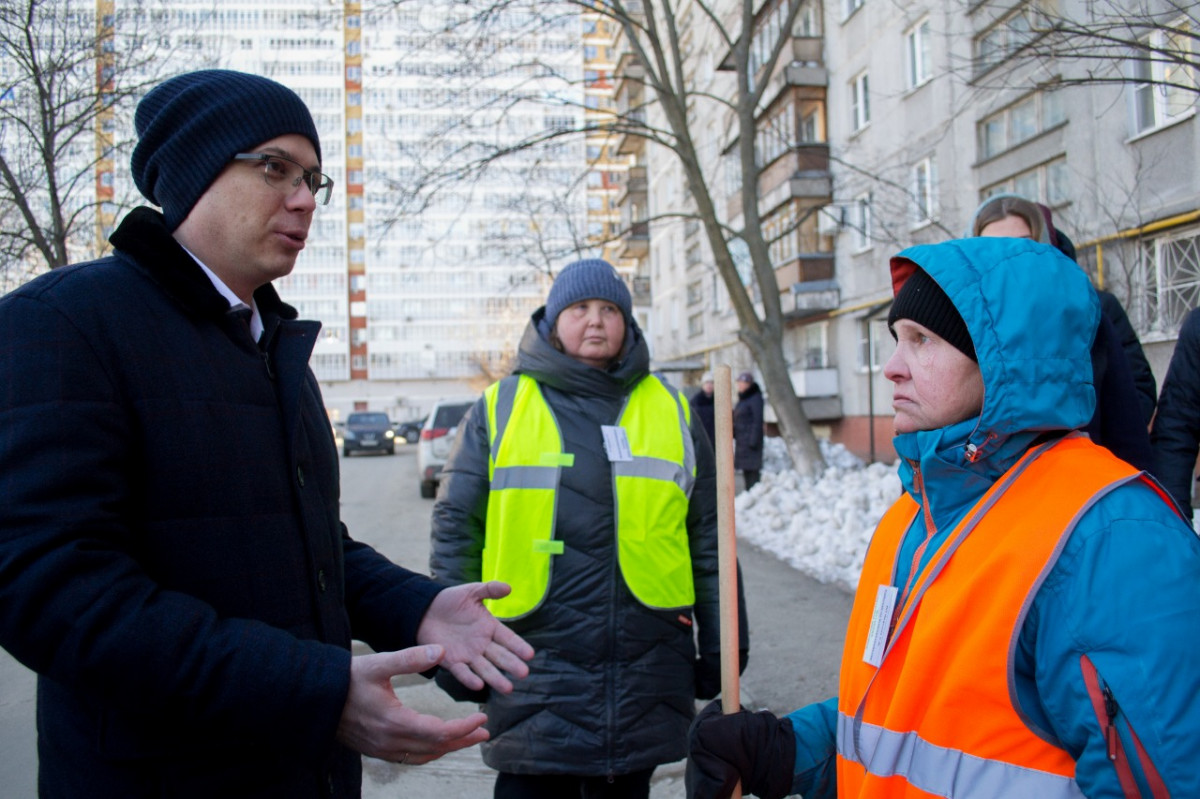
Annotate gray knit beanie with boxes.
[132,70,322,230]
[545,259,633,326]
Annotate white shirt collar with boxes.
[181,245,264,342]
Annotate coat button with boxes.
[297,466,306,486]
[318,569,327,592]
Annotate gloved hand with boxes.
[433,666,491,704]
[694,650,750,700]
[686,700,795,799]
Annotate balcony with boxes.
[789,366,838,397]
[617,164,647,206]
[615,109,648,155]
[618,221,650,259]
[779,274,838,313]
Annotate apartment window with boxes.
[974,4,1041,74]
[1136,225,1200,335]
[758,101,795,166]
[1132,21,1197,134]
[979,90,1066,159]
[844,0,863,21]
[912,157,937,226]
[905,18,932,90]
[851,71,870,132]
[850,193,873,252]
[688,312,704,338]
[982,157,1069,207]
[799,3,820,37]
[800,322,829,369]
[857,318,889,372]
[800,109,820,143]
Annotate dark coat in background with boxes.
[733,381,765,472]
[0,208,440,799]
[430,310,747,777]
[1152,307,1200,518]
[1099,289,1157,424]
[1087,312,1156,475]
[690,388,716,445]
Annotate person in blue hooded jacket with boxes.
[686,237,1200,799]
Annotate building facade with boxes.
[609,0,1198,463]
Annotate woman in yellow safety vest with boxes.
[686,237,1200,799]
[431,258,749,799]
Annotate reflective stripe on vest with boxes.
[836,435,1159,798]
[481,373,695,620]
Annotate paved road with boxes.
[0,443,854,797]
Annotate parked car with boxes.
[342,411,395,456]
[394,416,426,444]
[417,398,475,498]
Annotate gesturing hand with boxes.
[416,581,535,694]
[336,646,490,764]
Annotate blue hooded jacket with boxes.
[784,238,1200,797]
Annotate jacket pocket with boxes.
[1079,654,1170,798]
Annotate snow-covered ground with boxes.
[734,437,902,592]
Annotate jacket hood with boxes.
[891,237,1099,483]
[513,306,651,398]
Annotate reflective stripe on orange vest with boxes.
[837,434,1159,798]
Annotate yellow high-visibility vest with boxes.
[482,373,696,620]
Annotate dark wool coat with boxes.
[733,382,765,471]
[690,388,716,446]
[0,208,441,799]
[1152,307,1200,517]
[1086,313,1155,476]
[1099,289,1157,425]
[429,310,747,776]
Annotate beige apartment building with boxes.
[608,0,1198,462]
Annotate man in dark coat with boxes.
[0,69,531,799]
[691,371,717,445]
[733,372,765,490]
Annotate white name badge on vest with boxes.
[601,425,633,462]
[863,584,898,667]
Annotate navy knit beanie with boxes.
[545,259,633,326]
[132,70,322,230]
[888,268,977,361]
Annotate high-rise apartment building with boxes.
[8,0,587,422]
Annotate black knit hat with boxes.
[888,268,977,361]
[545,259,633,326]
[132,70,322,230]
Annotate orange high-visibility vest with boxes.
[837,435,1165,798]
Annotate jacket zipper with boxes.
[1079,654,1170,798]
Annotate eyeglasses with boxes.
[232,152,334,205]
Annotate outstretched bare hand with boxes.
[416,581,535,694]
[336,645,490,765]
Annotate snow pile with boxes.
[735,437,902,591]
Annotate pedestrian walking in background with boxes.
[430,257,748,799]
[691,370,717,445]
[687,238,1200,799]
[734,371,765,490]
[1151,307,1200,519]
[0,69,533,799]
[969,193,1156,474]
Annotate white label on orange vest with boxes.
[863,584,898,667]
[601,425,633,462]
